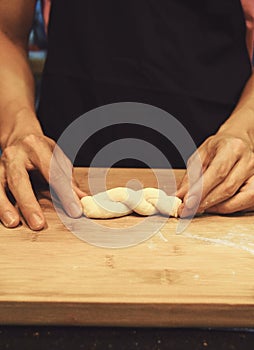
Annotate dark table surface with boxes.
[1,327,254,350]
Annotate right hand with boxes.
[0,133,86,230]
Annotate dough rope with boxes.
[81,187,182,219]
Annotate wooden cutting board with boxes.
[0,168,254,327]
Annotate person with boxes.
[0,0,253,230]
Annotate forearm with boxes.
[0,30,43,149]
[217,70,254,148]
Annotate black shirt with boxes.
[38,0,252,167]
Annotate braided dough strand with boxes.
[81,187,182,219]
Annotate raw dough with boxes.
[81,187,182,219]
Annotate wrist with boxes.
[217,108,254,151]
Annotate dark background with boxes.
[1,326,254,350]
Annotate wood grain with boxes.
[0,168,254,327]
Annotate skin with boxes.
[0,0,85,230]
[177,72,254,216]
[0,1,253,229]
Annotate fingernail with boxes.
[185,195,198,209]
[2,211,19,227]
[67,202,82,218]
[29,213,44,230]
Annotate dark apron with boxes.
[38,0,251,167]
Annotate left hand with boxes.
[176,133,254,216]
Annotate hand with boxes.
[205,174,254,214]
[177,133,254,216]
[0,133,86,230]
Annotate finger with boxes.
[44,145,83,218]
[199,159,249,211]
[177,148,207,198]
[25,139,83,218]
[176,170,188,198]
[5,162,45,230]
[184,136,253,210]
[182,147,239,213]
[205,190,254,214]
[72,182,87,199]
[0,170,20,227]
[49,166,83,218]
[71,177,87,199]
[55,149,87,198]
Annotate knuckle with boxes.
[5,163,25,188]
[249,155,254,169]
[218,163,228,175]
[205,136,216,150]
[1,146,16,162]
[214,166,226,181]
[187,151,201,167]
[22,133,42,147]
[204,136,213,146]
[187,155,194,167]
[222,182,236,198]
[232,137,245,148]
[230,138,247,155]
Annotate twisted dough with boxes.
[81,187,182,219]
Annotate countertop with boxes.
[0,168,254,328]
